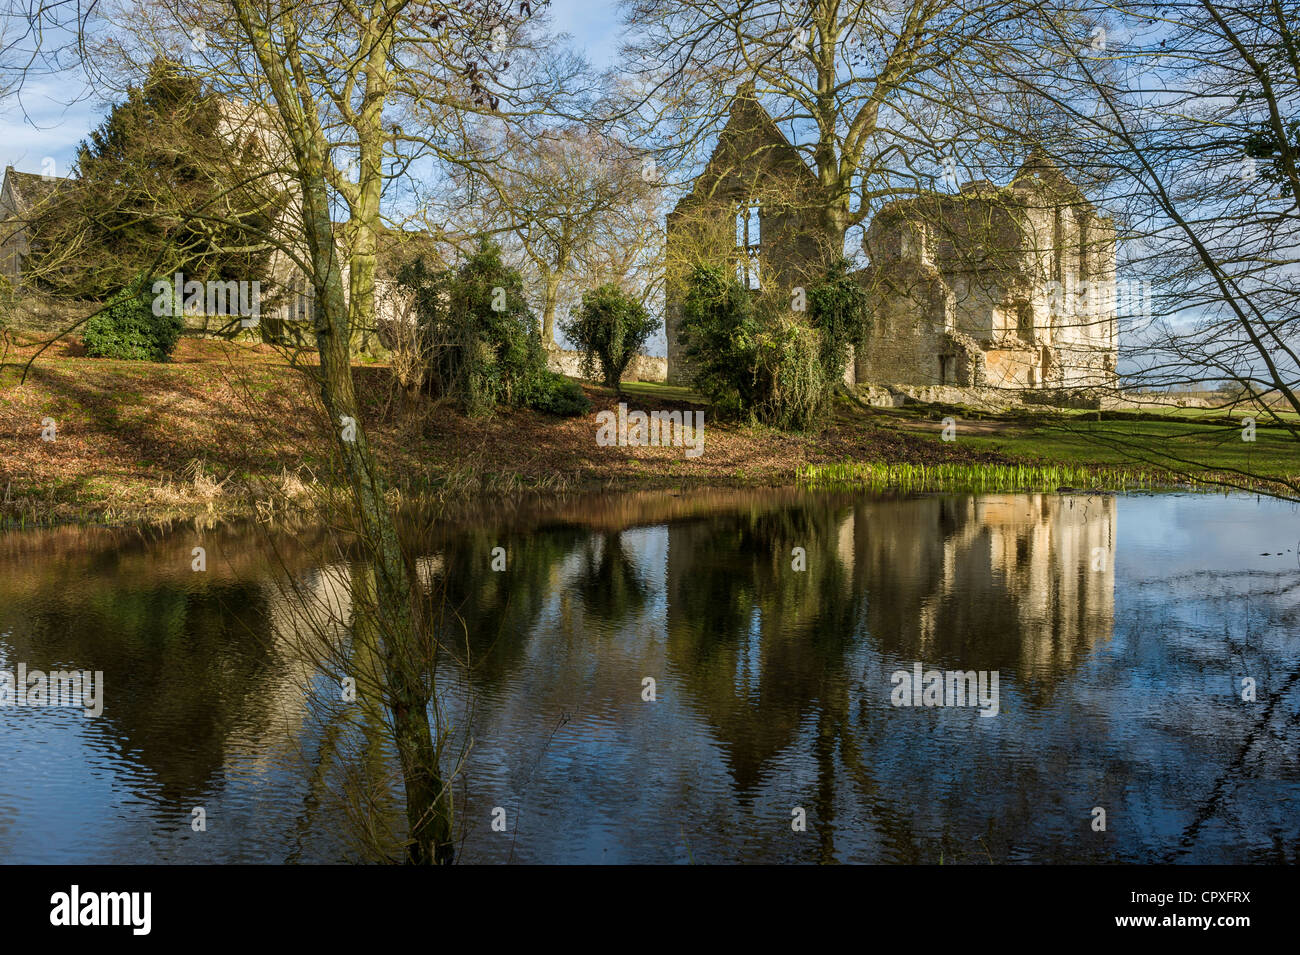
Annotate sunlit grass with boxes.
[956,419,1298,486]
[612,379,704,404]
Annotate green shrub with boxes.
[396,238,564,416]
[753,310,833,431]
[83,276,183,361]
[806,257,871,379]
[520,371,591,417]
[677,265,763,420]
[677,259,870,431]
[561,283,660,392]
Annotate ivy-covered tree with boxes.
[1244,118,1300,198]
[679,260,871,430]
[562,283,660,392]
[678,264,763,421]
[806,257,871,381]
[397,237,589,417]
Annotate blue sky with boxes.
[0,74,99,178]
[548,0,623,68]
[0,1,1201,376]
[0,0,627,177]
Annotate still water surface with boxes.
[1,490,1297,863]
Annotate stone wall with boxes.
[664,86,824,384]
[546,347,667,383]
[663,94,1120,402]
[855,159,1118,394]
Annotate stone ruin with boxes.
[665,89,1119,398]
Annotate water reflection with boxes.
[0,491,1296,864]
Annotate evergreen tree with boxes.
[35,58,283,301]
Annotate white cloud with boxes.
[546,0,622,67]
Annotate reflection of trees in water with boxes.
[661,493,1117,861]
[422,525,588,685]
[286,561,406,865]
[0,523,384,859]
[0,578,282,804]
[665,504,867,798]
[0,492,1131,862]
[573,532,648,624]
[1112,567,1300,864]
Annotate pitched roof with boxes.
[673,85,818,215]
[2,166,73,216]
[1011,148,1090,207]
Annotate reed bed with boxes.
[797,460,1175,493]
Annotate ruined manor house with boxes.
[666,88,1119,393]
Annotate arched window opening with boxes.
[736,200,760,289]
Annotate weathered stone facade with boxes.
[665,90,1119,393]
[1,99,414,342]
[0,166,72,286]
[859,155,1118,390]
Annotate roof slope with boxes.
[673,84,818,214]
[2,166,73,216]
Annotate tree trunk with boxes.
[541,271,560,345]
[299,157,453,864]
[233,0,455,861]
[810,186,851,268]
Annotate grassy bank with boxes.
[0,337,1011,525]
[857,400,1298,496]
[1,335,1295,525]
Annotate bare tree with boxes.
[1006,1,1300,495]
[470,122,658,344]
[620,0,1098,259]
[7,0,558,863]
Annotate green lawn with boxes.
[613,382,1299,485]
[937,415,1297,483]
[606,379,705,405]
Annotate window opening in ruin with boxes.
[1053,207,1064,282]
[1077,214,1090,279]
[1016,302,1034,341]
[736,201,761,289]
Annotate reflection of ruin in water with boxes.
[2,490,1296,864]
[664,493,1116,794]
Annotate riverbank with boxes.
[1,336,1295,525]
